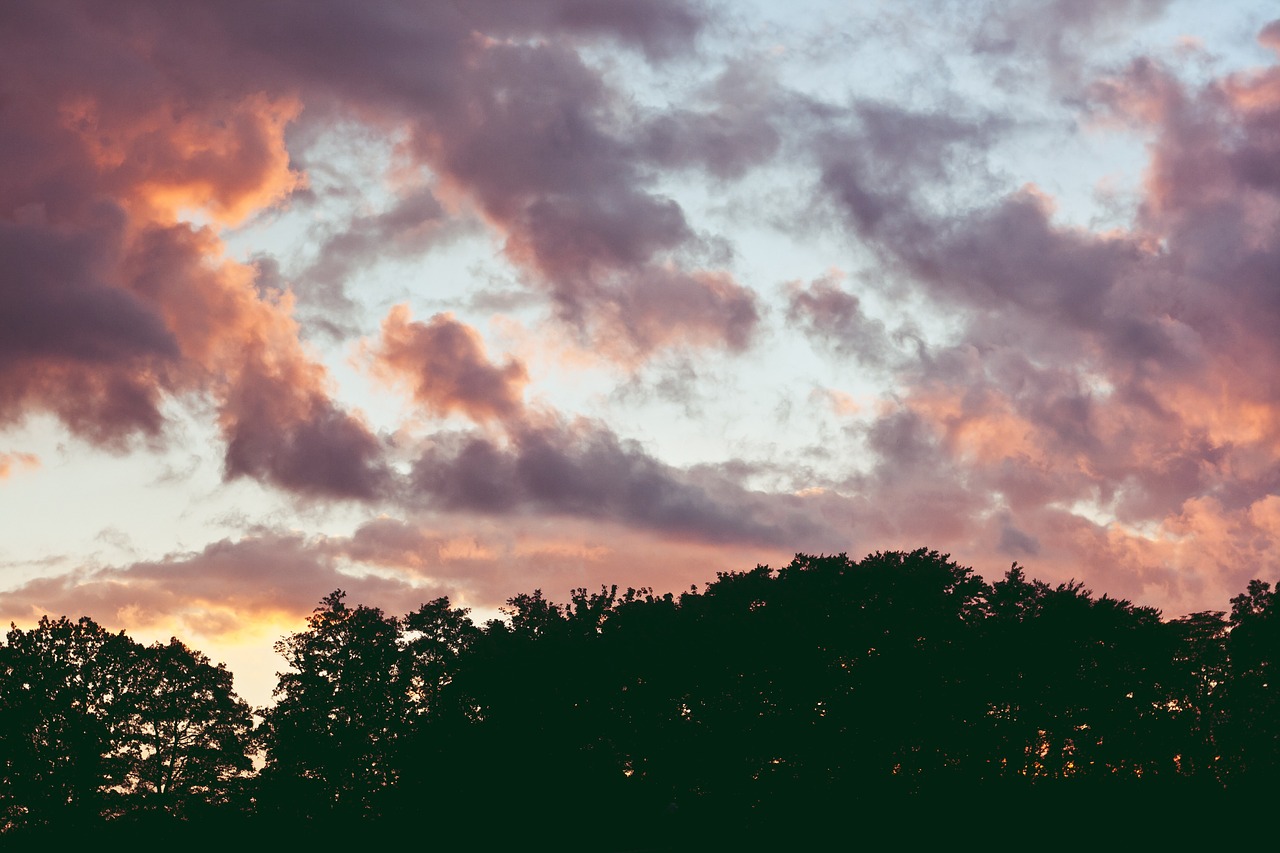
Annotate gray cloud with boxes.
[784,272,891,364]
[410,418,829,548]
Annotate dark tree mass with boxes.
[3,549,1280,843]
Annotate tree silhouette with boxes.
[1161,610,1229,782]
[977,569,1178,787]
[1223,580,1280,785]
[7,551,1280,840]
[0,616,136,829]
[257,591,407,819]
[113,638,254,817]
[400,597,481,722]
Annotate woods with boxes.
[3,549,1279,840]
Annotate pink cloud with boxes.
[370,305,528,425]
[796,22,1280,611]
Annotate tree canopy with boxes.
[4,548,1279,841]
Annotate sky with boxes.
[3,0,1280,706]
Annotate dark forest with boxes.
[3,549,1278,844]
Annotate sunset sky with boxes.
[3,0,1280,706]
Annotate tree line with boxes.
[3,548,1279,841]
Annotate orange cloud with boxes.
[0,16,386,498]
[62,93,305,226]
[908,385,1044,467]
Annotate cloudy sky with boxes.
[3,0,1280,704]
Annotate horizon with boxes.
[0,544,1257,708]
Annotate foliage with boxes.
[114,639,254,813]
[0,616,134,829]
[6,549,1280,837]
[0,618,253,832]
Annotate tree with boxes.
[1165,611,1229,782]
[0,617,138,829]
[257,591,407,818]
[113,638,254,816]
[1222,579,1280,784]
[978,570,1176,784]
[401,597,481,721]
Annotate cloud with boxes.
[0,509,791,659]
[221,382,389,501]
[595,266,760,359]
[296,186,471,314]
[815,102,1001,242]
[333,514,798,608]
[409,416,832,548]
[276,5,752,357]
[784,270,892,364]
[0,533,427,640]
[637,60,785,180]
[0,452,39,479]
[1262,19,1280,55]
[0,3,393,499]
[0,212,180,443]
[9,0,1280,636]
[129,224,390,500]
[370,305,529,425]
[794,21,1280,611]
[970,0,1174,92]
[0,511,795,646]
[0,0,762,485]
